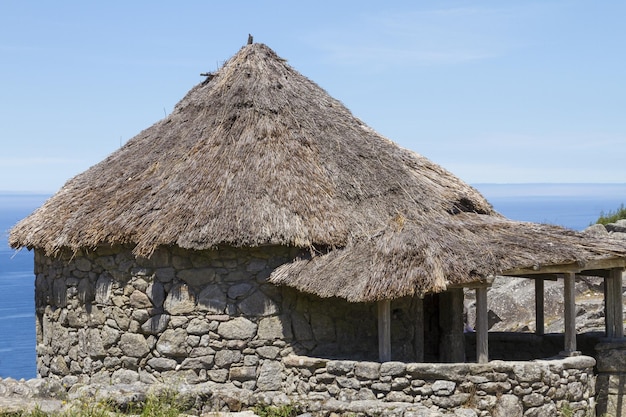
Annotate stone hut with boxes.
[9,42,626,414]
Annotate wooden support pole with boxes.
[439,289,465,362]
[535,277,545,336]
[605,273,615,338]
[476,286,489,364]
[378,299,391,362]
[563,272,577,355]
[414,297,424,362]
[610,268,624,339]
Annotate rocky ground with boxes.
[465,220,626,335]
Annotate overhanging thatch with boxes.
[9,42,626,301]
[270,213,626,302]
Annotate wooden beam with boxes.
[535,277,545,336]
[503,257,626,276]
[378,299,391,362]
[448,275,495,289]
[476,286,489,364]
[563,272,577,355]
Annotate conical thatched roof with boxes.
[9,43,493,256]
[10,42,626,302]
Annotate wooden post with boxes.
[563,272,577,355]
[609,268,624,339]
[378,299,391,362]
[535,277,545,336]
[476,286,489,363]
[605,273,615,338]
[438,289,465,362]
[414,297,424,362]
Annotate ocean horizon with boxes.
[1,183,625,379]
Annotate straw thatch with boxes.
[270,213,626,302]
[9,42,626,301]
[9,43,493,257]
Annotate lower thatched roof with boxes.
[270,213,626,302]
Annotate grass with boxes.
[0,392,183,417]
[595,203,626,225]
[252,404,300,417]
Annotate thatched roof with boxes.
[9,43,493,256]
[10,42,626,301]
[270,214,626,302]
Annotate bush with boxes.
[596,203,626,225]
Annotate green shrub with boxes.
[253,403,301,417]
[596,203,626,225]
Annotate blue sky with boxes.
[1,1,625,192]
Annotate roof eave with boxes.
[502,256,626,276]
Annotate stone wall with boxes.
[33,245,421,387]
[281,355,596,417]
[596,340,626,416]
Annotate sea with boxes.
[1,183,625,379]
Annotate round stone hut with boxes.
[9,42,626,413]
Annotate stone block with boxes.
[96,273,113,304]
[214,349,242,367]
[146,281,166,307]
[130,290,152,308]
[523,403,556,417]
[178,268,216,287]
[336,376,360,389]
[522,392,544,407]
[327,360,355,375]
[310,313,335,342]
[258,316,292,340]
[291,311,314,341]
[230,366,257,381]
[238,290,279,316]
[141,313,170,335]
[407,363,469,381]
[187,318,211,335]
[111,369,140,384]
[164,284,196,315]
[228,282,254,299]
[432,380,456,396]
[257,346,281,360]
[385,391,414,403]
[492,394,522,417]
[257,361,284,391]
[180,355,214,369]
[119,333,150,358]
[197,284,227,313]
[596,344,626,372]
[218,317,257,340]
[380,361,406,377]
[431,393,470,408]
[147,357,178,371]
[156,328,189,357]
[355,361,380,379]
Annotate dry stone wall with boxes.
[33,245,421,388]
[281,355,596,417]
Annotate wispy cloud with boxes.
[0,157,81,167]
[307,5,534,70]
